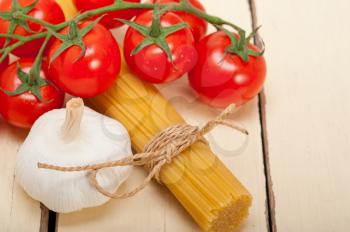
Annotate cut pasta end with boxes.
[209,194,252,232]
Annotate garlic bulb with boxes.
[16,98,132,213]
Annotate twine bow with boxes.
[37,104,248,199]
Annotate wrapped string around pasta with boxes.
[86,60,252,232]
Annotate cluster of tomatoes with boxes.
[0,0,266,129]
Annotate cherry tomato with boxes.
[55,0,78,20]
[47,21,121,98]
[0,0,65,57]
[0,55,9,73]
[152,0,207,42]
[124,11,197,83]
[0,58,64,129]
[73,0,140,29]
[188,31,266,108]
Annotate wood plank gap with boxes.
[48,211,58,232]
[258,92,276,232]
[247,1,277,232]
[39,206,57,232]
[40,204,49,232]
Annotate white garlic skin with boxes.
[16,107,132,213]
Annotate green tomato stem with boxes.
[1,0,250,62]
[0,33,27,40]
[28,34,51,86]
[15,13,57,29]
[0,32,47,63]
[149,4,163,37]
[10,1,245,41]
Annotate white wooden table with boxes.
[1,0,349,231]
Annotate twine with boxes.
[37,104,248,199]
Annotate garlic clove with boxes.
[16,98,132,213]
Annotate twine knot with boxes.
[38,104,248,199]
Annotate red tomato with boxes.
[0,58,64,129]
[47,21,121,98]
[152,0,207,42]
[0,0,65,57]
[0,55,9,73]
[73,0,140,29]
[124,11,197,83]
[188,31,266,108]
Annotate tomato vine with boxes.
[0,0,266,128]
[0,0,261,62]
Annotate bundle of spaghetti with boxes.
[86,60,252,232]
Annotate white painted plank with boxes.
[257,0,350,231]
[0,122,43,232]
[58,0,268,231]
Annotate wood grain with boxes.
[256,0,350,231]
[0,122,46,232]
[57,1,269,231]
[248,0,276,231]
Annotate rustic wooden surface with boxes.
[0,122,46,232]
[256,0,350,231]
[1,0,350,231]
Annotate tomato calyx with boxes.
[48,16,103,63]
[0,61,49,101]
[0,34,53,102]
[0,0,38,46]
[221,26,264,62]
[119,6,187,62]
